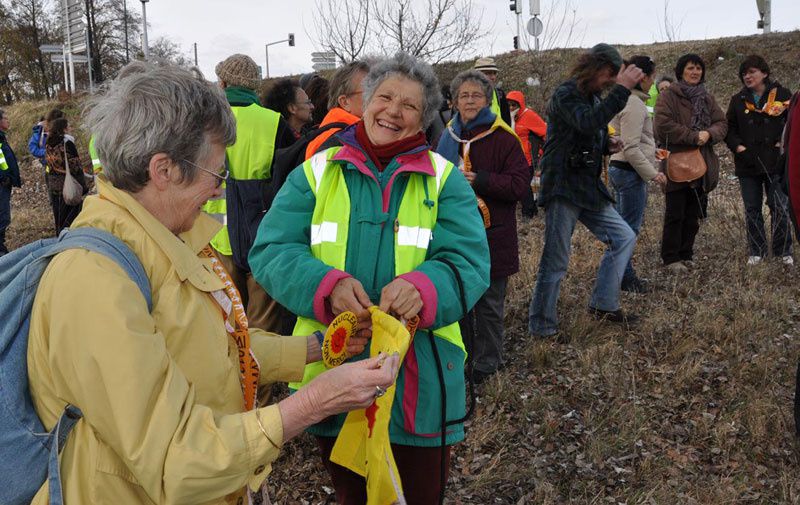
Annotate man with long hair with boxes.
[528,44,645,339]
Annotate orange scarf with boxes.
[199,246,261,410]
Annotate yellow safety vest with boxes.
[204,104,281,255]
[289,147,464,389]
[89,136,102,174]
[0,143,8,172]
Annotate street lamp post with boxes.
[140,0,150,60]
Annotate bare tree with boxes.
[655,0,686,43]
[311,0,370,63]
[372,0,490,64]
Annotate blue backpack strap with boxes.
[43,228,152,504]
[46,405,82,505]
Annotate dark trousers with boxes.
[467,276,508,375]
[316,436,451,505]
[521,165,538,216]
[0,183,10,253]
[48,191,82,235]
[661,187,703,265]
[739,174,792,257]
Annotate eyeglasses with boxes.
[182,158,228,187]
[458,93,486,102]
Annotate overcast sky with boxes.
[141,0,799,80]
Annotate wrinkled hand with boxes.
[309,353,401,416]
[379,277,423,321]
[608,136,624,154]
[616,63,645,90]
[279,353,401,440]
[329,277,372,337]
[697,131,711,146]
[652,172,667,187]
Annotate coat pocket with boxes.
[397,333,466,438]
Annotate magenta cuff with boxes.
[314,269,352,324]
[398,271,438,328]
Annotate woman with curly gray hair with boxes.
[250,52,490,504]
[436,69,529,385]
[25,61,399,505]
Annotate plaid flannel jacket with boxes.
[538,79,631,211]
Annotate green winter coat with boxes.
[249,126,490,446]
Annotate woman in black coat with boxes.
[725,55,793,265]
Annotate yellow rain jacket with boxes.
[27,176,308,504]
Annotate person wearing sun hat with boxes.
[474,56,512,126]
[204,53,297,334]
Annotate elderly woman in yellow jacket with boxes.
[26,62,399,504]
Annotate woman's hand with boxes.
[329,277,372,336]
[652,172,667,187]
[279,353,401,440]
[379,278,423,321]
[697,131,711,146]
[736,145,747,153]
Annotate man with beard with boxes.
[528,44,645,339]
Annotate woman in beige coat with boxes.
[27,62,399,505]
[608,55,667,293]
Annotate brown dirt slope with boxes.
[4,31,800,504]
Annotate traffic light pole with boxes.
[264,34,295,79]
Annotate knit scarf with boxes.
[435,107,498,167]
[677,81,711,131]
[354,120,427,171]
[225,86,261,107]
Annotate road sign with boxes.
[51,54,89,63]
[527,16,544,37]
[39,44,64,54]
[311,51,336,60]
[312,62,336,71]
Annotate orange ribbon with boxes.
[199,246,261,411]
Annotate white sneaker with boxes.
[747,256,763,265]
[782,255,794,266]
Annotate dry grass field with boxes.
[4,31,800,504]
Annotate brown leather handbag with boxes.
[666,148,707,183]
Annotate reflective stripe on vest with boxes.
[89,136,102,174]
[204,104,280,255]
[289,148,462,390]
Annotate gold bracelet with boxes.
[254,408,280,450]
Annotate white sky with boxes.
[142,0,800,79]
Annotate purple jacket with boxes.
[462,124,529,278]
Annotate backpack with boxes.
[262,122,348,211]
[0,228,152,505]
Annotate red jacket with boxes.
[507,90,547,166]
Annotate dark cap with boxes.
[589,43,623,72]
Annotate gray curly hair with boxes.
[450,70,494,106]
[84,62,236,193]
[362,52,442,128]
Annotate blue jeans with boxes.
[609,166,647,283]
[0,182,10,253]
[528,197,636,336]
